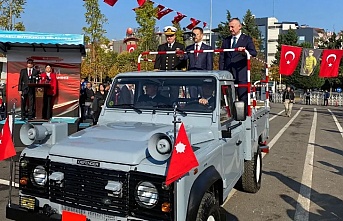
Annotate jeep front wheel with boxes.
[241,148,262,193]
[196,192,222,221]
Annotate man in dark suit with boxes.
[181,27,213,71]
[180,27,213,98]
[119,84,134,104]
[219,18,257,112]
[154,26,187,71]
[18,59,40,120]
[137,81,170,106]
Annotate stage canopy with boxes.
[0,30,85,54]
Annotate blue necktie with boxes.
[232,36,237,48]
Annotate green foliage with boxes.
[0,0,26,30]
[173,22,184,45]
[82,0,109,81]
[273,28,299,66]
[215,10,231,48]
[242,9,260,40]
[135,0,159,52]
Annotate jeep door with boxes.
[220,84,243,189]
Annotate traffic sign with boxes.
[337,87,342,93]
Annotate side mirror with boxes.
[233,101,246,121]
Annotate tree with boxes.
[82,0,108,82]
[135,1,158,52]
[173,22,184,45]
[0,0,26,31]
[215,10,231,48]
[242,9,260,40]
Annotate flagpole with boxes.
[209,0,213,46]
[8,100,16,207]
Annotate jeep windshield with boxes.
[106,76,216,113]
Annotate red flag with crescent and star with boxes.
[165,123,199,185]
[157,8,173,20]
[137,0,146,6]
[279,45,302,76]
[172,12,187,24]
[103,0,118,6]
[0,117,16,161]
[186,18,201,30]
[319,49,343,78]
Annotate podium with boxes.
[28,83,51,120]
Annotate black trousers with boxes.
[43,94,53,119]
[21,89,34,119]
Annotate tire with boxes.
[241,148,262,193]
[196,192,222,221]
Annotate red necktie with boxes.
[28,69,32,76]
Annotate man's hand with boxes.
[91,96,94,100]
[18,91,22,95]
[199,98,209,105]
[237,47,246,52]
[153,69,159,71]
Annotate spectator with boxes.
[324,90,330,106]
[93,83,108,124]
[304,89,311,105]
[282,86,295,117]
[84,81,95,119]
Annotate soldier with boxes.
[303,49,317,76]
[154,26,187,71]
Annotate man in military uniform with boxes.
[154,26,187,102]
[154,26,187,71]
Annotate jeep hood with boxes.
[49,122,215,165]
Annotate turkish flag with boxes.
[137,0,146,6]
[203,22,207,28]
[319,49,343,78]
[172,12,187,24]
[157,8,173,20]
[165,123,199,185]
[186,18,201,30]
[279,45,302,76]
[0,117,16,161]
[103,0,118,6]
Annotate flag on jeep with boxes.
[0,117,16,161]
[165,123,199,185]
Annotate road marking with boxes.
[224,108,303,204]
[328,109,343,139]
[269,110,285,122]
[267,107,303,150]
[0,178,19,188]
[294,108,316,221]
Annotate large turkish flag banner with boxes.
[279,45,302,76]
[319,49,343,78]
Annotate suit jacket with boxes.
[18,68,40,94]
[40,72,57,96]
[154,42,187,70]
[219,34,257,83]
[119,85,133,104]
[137,94,170,105]
[184,43,213,70]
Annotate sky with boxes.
[20,0,343,40]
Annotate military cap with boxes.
[163,26,177,35]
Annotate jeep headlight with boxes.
[31,165,47,186]
[135,181,159,208]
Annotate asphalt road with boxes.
[0,103,342,221]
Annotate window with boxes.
[220,85,234,123]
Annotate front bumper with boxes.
[6,204,61,221]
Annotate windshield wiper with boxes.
[153,104,187,117]
[115,104,142,114]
